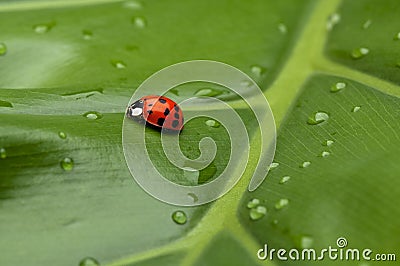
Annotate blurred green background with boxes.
[0,0,399,265]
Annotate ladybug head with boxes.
[126,99,144,120]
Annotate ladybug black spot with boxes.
[157,118,165,126]
[174,113,179,119]
[172,120,179,128]
[148,104,153,107]
[164,108,170,116]
[147,110,153,114]
[159,98,167,104]
[174,105,180,112]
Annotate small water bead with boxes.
[132,16,147,28]
[301,161,311,168]
[205,119,220,128]
[269,162,279,169]
[0,43,7,56]
[362,19,372,29]
[279,176,291,184]
[194,88,224,97]
[278,23,287,34]
[60,157,74,171]
[0,147,6,159]
[325,140,334,146]
[84,111,103,120]
[79,257,100,266]
[321,151,330,157]
[250,65,266,77]
[82,30,93,40]
[299,235,314,249]
[247,198,260,209]
[172,210,187,225]
[307,111,329,125]
[326,13,341,31]
[33,23,53,34]
[330,82,346,93]
[249,206,267,221]
[111,60,127,69]
[351,47,369,59]
[58,131,67,139]
[275,198,289,210]
[123,0,142,9]
[352,106,361,112]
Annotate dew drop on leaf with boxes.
[79,257,100,266]
[250,64,266,77]
[172,210,187,225]
[307,111,329,125]
[247,198,260,209]
[0,147,6,159]
[362,19,372,29]
[352,106,361,112]
[82,30,93,40]
[83,111,103,120]
[279,176,291,184]
[249,205,267,221]
[58,131,67,139]
[269,162,279,169]
[60,157,74,171]
[321,151,330,157]
[194,87,224,97]
[111,60,127,69]
[205,119,220,128]
[351,47,369,59]
[275,198,289,210]
[33,23,53,34]
[301,161,311,168]
[278,23,287,34]
[325,140,334,146]
[0,43,7,56]
[330,82,346,92]
[299,235,314,249]
[123,0,142,10]
[132,16,147,28]
[393,32,400,40]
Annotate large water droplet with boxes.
[250,206,267,221]
[269,162,279,170]
[301,161,311,168]
[278,23,287,34]
[132,16,147,28]
[247,198,260,209]
[275,198,289,210]
[279,176,291,184]
[307,111,329,125]
[205,119,220,128]
[351,47,369,59]
[79,257,100,266]
[194,87,224,97]
[61,157,74,171]
[250,65,266,77]
[352,106,361,112]
[362,19,372,29]
[172,210,187,225]
[58,131,67,139]
[83,111,103,120]
[394,32,400,40]
[321,151,330,157]
[331,82,346,93]
[0,147,6,159]
[82,30,93,40]
[299,235,314,249]
[111,60,127,69]
[0,43,7,56]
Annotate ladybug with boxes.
[126,95,184,132]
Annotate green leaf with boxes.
[1,0,399,266]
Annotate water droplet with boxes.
[301,161,311,168]
[249,205,267,221]
[58,131,67,139]
[60,157,74,171]
[326,13,341,31]
[172,210,187,225]
[33,23,54,34]
[269,162,279,169]
[280,176,291,184]
[82,30,93,40]
[83,111,103,120]
[247,198,260,209]
[351,47,369,59]
[183,167,199,185]
[330,82,346,93]
[250,65,266,77]
[299,235,314,249]
[275,198,289,210]
[352,106,361,112]
[205,119,220,128]
[307,111,329,125]
[0,43,7,56]
[321,151,330,157]
[0,147,7,159]
[325,140,334,146]
[111,60,127,69]
[394,32,400,40]
[79,257,100,266]
[194,88,224,97]
[362,19,372,29]
[272,219,279,225]
[187,192,198,203]
[278,23,287,34]
[132,16,147,28]
[123,0,142,9]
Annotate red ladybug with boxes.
[126,95,184,132]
